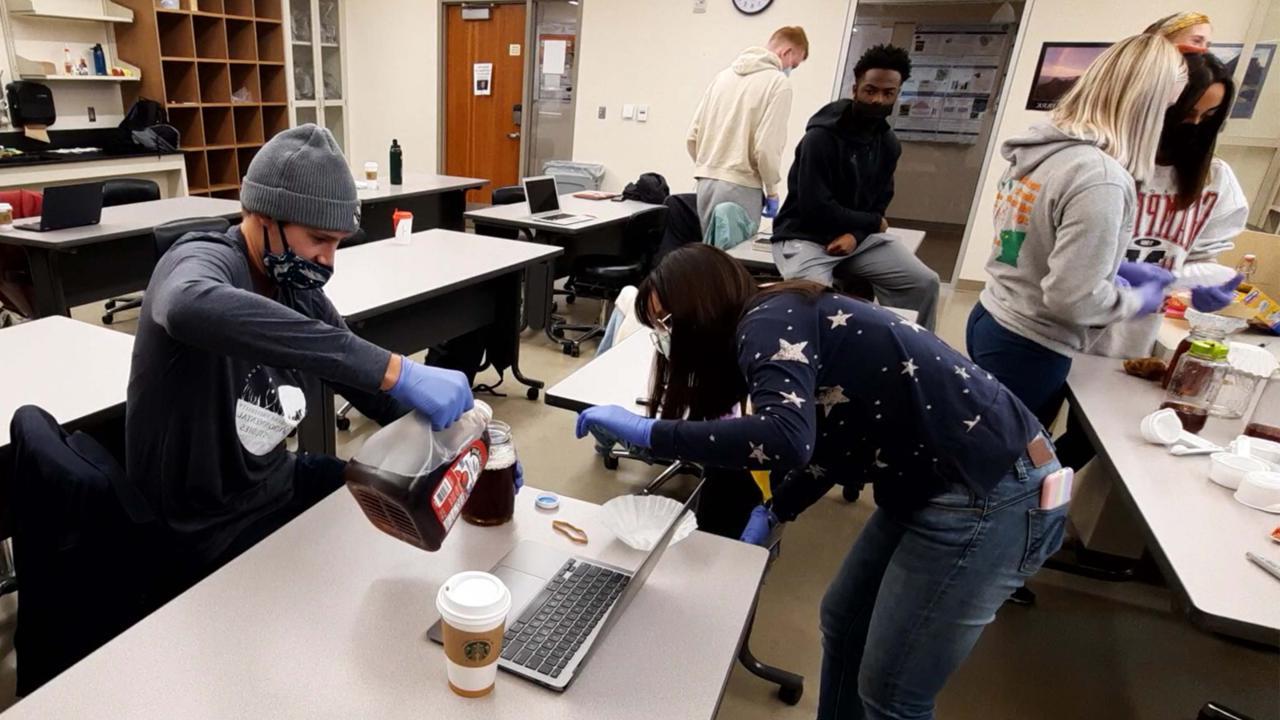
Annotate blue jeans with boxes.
[817,445,1066,720]
[965,302,1072,429]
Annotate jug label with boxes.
[432,440,488,532]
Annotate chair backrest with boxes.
[622,206,670,272]
[153,216,231,258]
[473,185,527,240]
[102,178,161,208]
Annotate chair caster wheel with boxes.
[105,300,117,310]
[526,387,540,401]
[566,295,576,305]
[563,342,580,357]
[778,685,803,706]
[336,416,351,432]
[603,455,619,471]
[101,314,113,325]
[842,484,860,503]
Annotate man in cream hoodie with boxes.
[687,26,807,231]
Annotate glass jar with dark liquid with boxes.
[1161,339,1229,434]
[462,421,517,526]
[1244,369,1280,442]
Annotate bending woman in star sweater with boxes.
[575,244,1067,720]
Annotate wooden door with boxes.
[444,3,526,204]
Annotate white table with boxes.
[545,330,655,414]
[296,230,562,454]
[727,227,927,272]
[0,316,134,450]
[1066,353,1280,645]
[0,488,768,720]
[465,194,661,236]
[356,173,487,238]
[0,197,243,318]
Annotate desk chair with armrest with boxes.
[100,179,162,324]
[471,185,527,240]
[554,207,668,357]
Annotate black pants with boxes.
[217,453,347,564]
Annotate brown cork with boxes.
[442,620,506,668]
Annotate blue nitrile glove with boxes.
[574,405,655,449]
[387,358,474,431]
[512,461,524,493]
[1117,261,1175,288]
[1191,273,1244,313]
[739,504,778,546]
[763,196,780,218]
[1134,276,1175,316]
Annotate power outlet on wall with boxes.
[597,105,606,120]
[87,106,96,122]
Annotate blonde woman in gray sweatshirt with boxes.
[966,34,1187,430]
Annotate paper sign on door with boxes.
[473,63,493,96]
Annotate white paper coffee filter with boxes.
[1172,262,1237,290]
[1228,342,1279,378]
[600,494,698,551]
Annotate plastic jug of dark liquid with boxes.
[344,401,493,551]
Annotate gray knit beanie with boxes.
[240,124,359,233]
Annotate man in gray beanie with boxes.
[125,125,474,591]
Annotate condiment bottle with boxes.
[1161,339,1229,434]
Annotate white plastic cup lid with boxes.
[437,571,511,627]
[0,203,11,211]
[364,161,378,170]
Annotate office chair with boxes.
[553,207,668,357]
[654,192,699,264]
[472,185,526,240]
[101,216,231,325]
[100,179,162,324]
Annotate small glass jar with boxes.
[1162,309,1248,388]
[461,421,517,526]
[1161,339,1230,434]
[1212,368,1269,419]
[1245,371,1280,443]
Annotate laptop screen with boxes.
[524,177,560,214]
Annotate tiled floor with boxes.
[2,285,1276,719]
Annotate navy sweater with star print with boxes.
[647,292,1044,519]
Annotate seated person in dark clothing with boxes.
[771,44,941,330]
[574,244,1066,720]
[126,125,474,593]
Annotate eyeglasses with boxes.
[653,313,672,333]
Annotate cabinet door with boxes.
[290,0,316,104]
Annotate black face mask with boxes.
[1159,122,1202,161]
[852,100,894,120]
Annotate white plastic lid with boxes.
[1243,471,1280,490]
[0,203,11,211]
[437,571,511,626]
[1228,342,1279,378]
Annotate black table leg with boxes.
[25,248,70,317]
[524,260,554,332]
[297,384,337,456]
[507,269,548,400]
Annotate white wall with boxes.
[570,0,854,193]
[955,0,1260,284]
[342,0,440,175]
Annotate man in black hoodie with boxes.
[771,44,941,330]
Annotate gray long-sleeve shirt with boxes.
[126,227,404,564]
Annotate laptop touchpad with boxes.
[493,566,552,619]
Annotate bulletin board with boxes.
[890,24,1010,145]
[537,33,575,104]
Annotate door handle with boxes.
[507,132,521,139]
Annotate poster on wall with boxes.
[1024,42,1110,111]
[1208,43,1276,119]
[889,24,1009,145]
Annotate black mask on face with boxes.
[1159,122,1201,161]
[853,100,894,120]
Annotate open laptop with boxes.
[428,481,703,692]
[15,182,104,232]
[521,176,593,226]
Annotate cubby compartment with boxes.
[256,21,284,62]
[229,62,260,103]
[198,61,231,103]
[206,148,239,189]
[202,106,236,146]
[168,106,205,148]
[224,0,255,18]
[263,104,289,138]
[212,187,241,200]
[237,145,261,179]
[163,60,200,104]
[259,63,286,103]
[194,0,224,13]
[254,0,282,20]
[194,14,228,59]
[227,19,257,61]
[185,151,210,194]
[158,11,196,58]
[234,106,264,145]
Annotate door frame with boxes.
[437,0,534,183]
[523,0,585,177]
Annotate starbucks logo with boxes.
[464,639,492,662]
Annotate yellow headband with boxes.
[1163,12,1211,36]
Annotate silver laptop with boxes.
[522,176,593,226]
[428,482,703,692]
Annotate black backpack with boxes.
[620,172,669,204]
[120,98,166,131]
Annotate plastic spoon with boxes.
[1170,445,1221,456]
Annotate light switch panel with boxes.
[636,105,649,122]
[622,104,635,120]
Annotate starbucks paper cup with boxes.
[436,571,511,697]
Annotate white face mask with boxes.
[782,66,793,77]
[651,313,673,358]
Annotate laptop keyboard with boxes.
[500,559,629,679]
[541,213,574,221]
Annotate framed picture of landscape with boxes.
[1025,42,1112,111]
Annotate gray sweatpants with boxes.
[773,234,941,330]
[696,178,763,234]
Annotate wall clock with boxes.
[733,0,773,16]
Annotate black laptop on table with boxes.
[15,182,104,232]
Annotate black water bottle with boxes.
[389,139,403,186]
